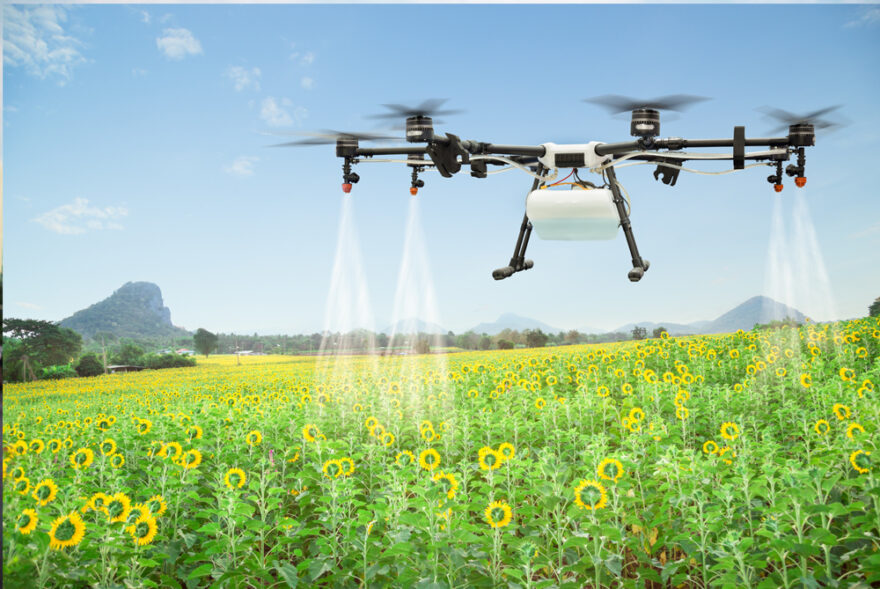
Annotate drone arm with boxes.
[595,135,791,157]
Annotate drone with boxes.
[272,96,841,282]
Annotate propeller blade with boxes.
[758,104,846,134]
[367,99,465,120]
[584,94,709,113]
[265,129,399,146]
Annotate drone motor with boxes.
[630,108,661,139]
[406,116,434,143]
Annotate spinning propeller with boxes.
[266,130,398,147]
[584,94,710,139]
[367,99,465,143]
[758,105,845,135]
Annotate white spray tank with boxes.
[526,186,620,240]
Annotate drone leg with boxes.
[492,165,546,280]
[606,166,650,282]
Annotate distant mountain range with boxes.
[610,296,807,336]
[58,282,807,340]
[60,282,191,340]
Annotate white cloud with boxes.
[156,28,202,60]
[260,97,308,127]
[139,10,151,25]
[15,302,43,311]
[33,198,128,235]
[3,5,87,83]
[844,7,880,27]
[225,65,261,91]
[225,156,259,177]
[300,76,314,90]
[300,51,315,66]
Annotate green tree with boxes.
[497,339,514,350]
[75,353,105,377]
[870,297,880,317]
[652,326,668,339]
[111,342,145,366]
[632,326,647,341]
[3,318,83,382]
[525,329,549,348]
[194,328,219,357]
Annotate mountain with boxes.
[381,318,447,336]
[611,296,807,336]
[701,296,807,334]
[60,282,191,340]
[470,313,563,336]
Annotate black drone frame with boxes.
[333,118,815,282]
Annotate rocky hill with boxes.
[60,282,191,340]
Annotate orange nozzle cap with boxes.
[795,177,806,188]
[774,184,783,193]
[410,187,418,196]
[342,183,352,193]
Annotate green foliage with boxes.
[413,337,431,355]
[870,297,880,317]
[631,326,647,340]
[524,328,549,348]
[194,328,219,357]
[753,317,803,331]
[75,353,105,377]
[3,318,82,382]
[142,353,197,369]
[41,364,78,380]
[497,339,514,350]
[652,326,668,339]
[111,342,146,366]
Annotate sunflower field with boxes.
[3,317,879,588]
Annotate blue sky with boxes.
[4,3,880,335]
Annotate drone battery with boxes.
[526,188,619,241]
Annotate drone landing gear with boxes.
[492,166,546,280]
[606,166,650,282]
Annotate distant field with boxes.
[3,318,878,587]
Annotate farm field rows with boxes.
[3,318,879,588]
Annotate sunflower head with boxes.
[48,512,86,550]
[33,479,59,506]
[484,500,513,529]
[147,495,168,517]
[126,514,158,546]
[419,449,441,471]
[224,468,247,490]
[17,508,39,535]
[245,430,262,446]
[573,479,608,511]
[597,458,624,483]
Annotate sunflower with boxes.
[498,443,515,462]
[839,367,856,382]
[11,440,28,455]
[302,424,320,443]
[814,419,831,436]
[126,503,152,526]
[382,432,395,447]
[478,447,502,471]
[224,468,247,489]
[800,374,812,388]
[160,442,183,461]
[70,448,95,470]
[137,419,152,435]
[17,508,39,535]
[106,492,132,523]
[718,447,736,465]
[573,479,608,511]
[100,438,117,456]
[676,406,690,420]
[597,458,624,483]
[338,457,355,476]
[421,427,437,442]
[702,440,719,455]
[484,500,513,529]
[534,398,546,410]
[720,422,739,441]
[245,430,262,446]
[833,404,851,421]
[366,416,380,430]
[32,479,59,506]
[48,511,86,550]
[83,492,111,516]
[11,465,26,481]
[628,407,645,422]
[14,476,31,495]
[179,449,202,470]
[29,439,45,454]
[419,448,441,471]
[322,459,342,478]
[846,423,865,440]
[467,389,479,399]
[433,471,459,499]
[187,425,203,441]
[126,514,158,546]
[147,494,168,518]
[395,450,415,467]
[47,439,62,454]
[850,450,870,474]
